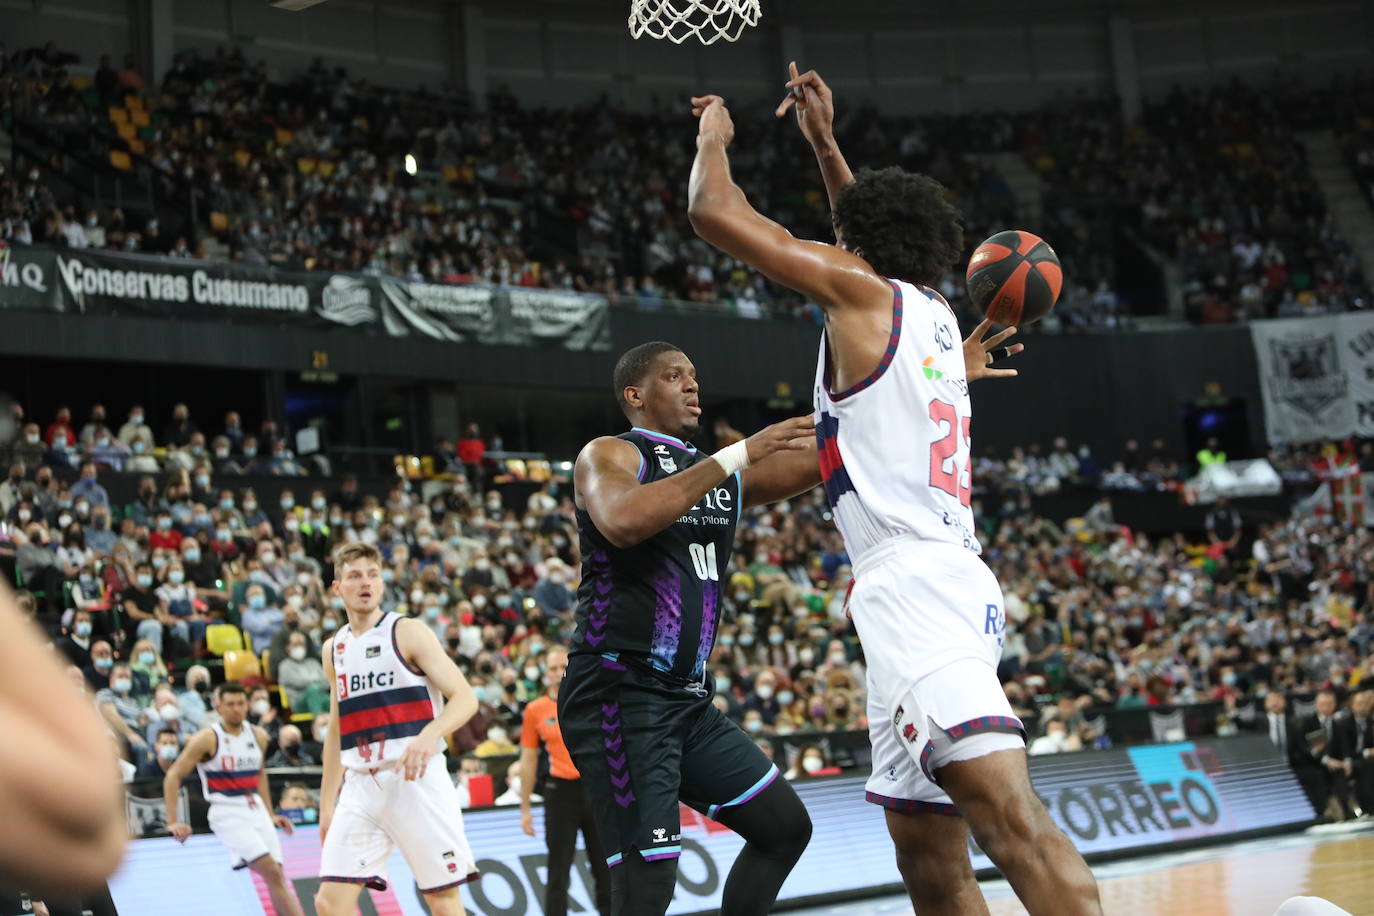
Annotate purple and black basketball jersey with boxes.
[571,427,741,683]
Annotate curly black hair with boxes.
[832,167,964,287]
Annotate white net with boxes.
[628,0,761,45]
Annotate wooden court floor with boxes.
[794,830,1374,916]
[984,832,1374,916]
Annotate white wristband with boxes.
[711,439,751,476]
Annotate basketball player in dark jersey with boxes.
[559,341,818,916]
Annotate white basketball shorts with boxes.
[207,801,283,869]
[319,760,478,894]
[850,536,1026,815]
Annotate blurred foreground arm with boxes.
[0,581,126,893]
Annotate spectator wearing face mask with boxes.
[83,640,118,692]
[301,713,331,763]
[58,609,98,667]
[95,662,149,757]
[156,560,208,650]
[0,461,24,517]
[86,427,129,472]
[69,463,109,510]
[177,664,214,728]
[118,405,154,451]
[13,423,46,471]
[138,727,183,780]
[240,583,284,652]
[532,558,575,615]
[276,630,329,715]
[163,403,196,449]
[246,685,282,742]
[495,759,538,807]
[84,506,117,556]
[785,745,836,780]
[125,477,163,530]
[120,561,180,654]
[277,783,319,826]
[745,670,783,725]
[450,675,497,755]
[128,638,169,687]
[142,684,192,747]
[149,510,182,552]
[267,724,317,767]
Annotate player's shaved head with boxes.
[613,341,684,412]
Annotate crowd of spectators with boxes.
[3,394,1373,821]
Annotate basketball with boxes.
[965,230,1063,326]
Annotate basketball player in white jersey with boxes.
[686,69,1102,914]
[314,542,480,916]
[163,681,307,916]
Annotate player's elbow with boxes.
[687,198,729,241]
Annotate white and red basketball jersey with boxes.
[813,278,981,561]
[197,720,263,806]
[332,612,443,771]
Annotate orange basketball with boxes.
[965,230,1063,326]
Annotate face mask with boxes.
[424,605,441,621]
[411,589,425,605]
[487,728,508,744]
[287,595,303,610]
[475,559,490,571]
[768,633,784,645]
[322,617,339,633]
[720,634,735,647]
[249,595,266,609]
[524,665,540,681]
[131,414,144,425]
[244,446,257,458]
[471,685,487,703]
[112,678,132,694]
[829,654,846,667]
[312,497,326,510]
[17,509,31,522]
[215,449,230,459]
[158,517,172,530]
[777,690,794,704]
[169,571,185,585]
[261,551,276,563]
[159,702,179,720]
[183,549,200,563]
[331,597,345,611]
[289,646,307,661]
[1222,671,1237,686]
[95,656,113,671]
[25,434,39,444]
[58,514,73,529]
[802,756,823,774]
[799,648,815,665]
[251,699,270,717]
[216,528,232,541]
[281,498,294,510]
[472,594,488,609]
[159,744,180,762]
[190,446,204,457]
[391,515,407,528]
[137,574,153,588]
[75,621,92,637]
[739,634,755,647]
[195,475,210,489]
[745,719,763,734]
[243,500,257,512]
[755,684,774,701]
[139,651,156,667]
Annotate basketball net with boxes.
[628,0,761,45]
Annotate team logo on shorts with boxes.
[893,705,905,728]
[443,851,455,859]
[652,827,668,843]
[447,862,458,873]
[901,721,920,745]
[366,645,381,658]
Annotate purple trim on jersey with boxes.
[944,715,1026,741]
[692,578,718,679]
[583,550,612,649]
[420,871,480,893]
[648,563,683,672]
[635,450,647,482]
[864,791,959,817]
[631,427,698,454]
[825,281,904,401]
[390,614,426,676]
[601,701,634,809]
[705,765,778,819]
[606,852,624,867]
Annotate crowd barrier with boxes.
[109,735,1314,915]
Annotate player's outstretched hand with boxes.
[964,318,1024,382]
[168,822,193,844]
[691,95,734,148]
[775,61,835,147]
[745,415,816,465]
[272,814,295,835]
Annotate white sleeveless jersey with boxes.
[332,612,443,772]
[197,720,264,807]
[813,278,981,561]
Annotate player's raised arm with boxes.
[164,727,216,843]
[394,617,479,781]
[687,95,889,311]
[775,62,854,213]
[577,416,813,549]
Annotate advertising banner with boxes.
[108,736,1312,915]
[0,246,609,351]
[1252,312,1374,443]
